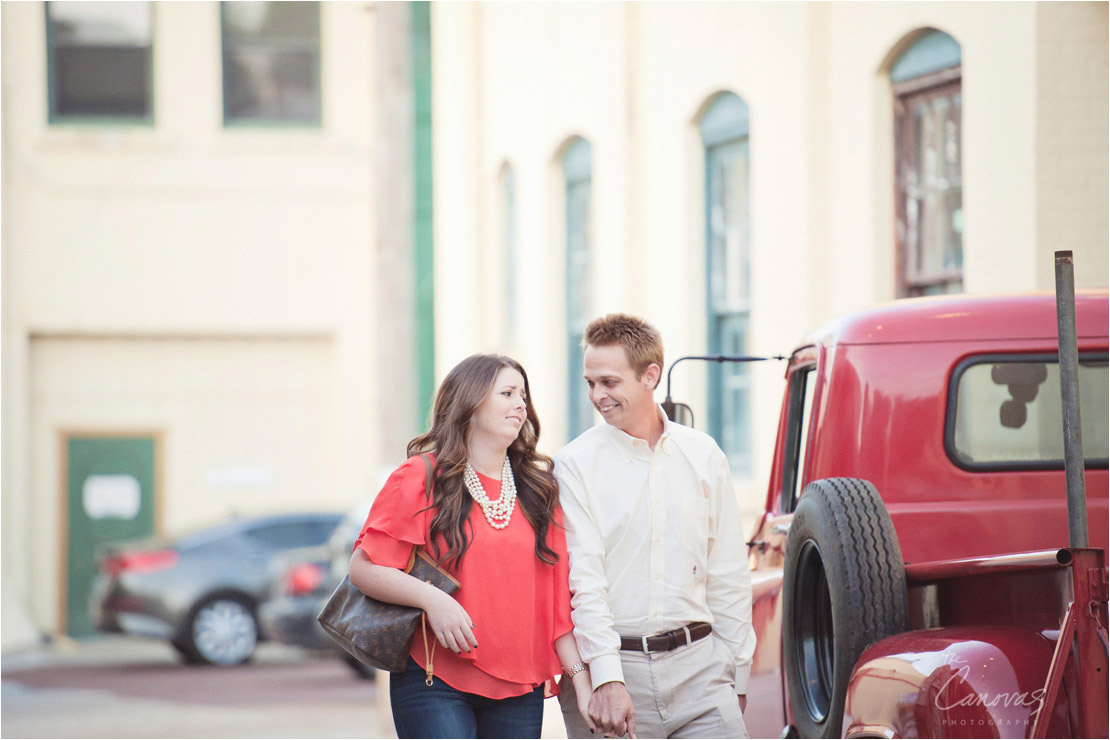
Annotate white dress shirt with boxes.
[554,406,755,693]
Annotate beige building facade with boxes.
[2,0,1107,652]
[1,1,424,648]
[430,1,1109,514]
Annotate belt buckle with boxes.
[641,635,653,654]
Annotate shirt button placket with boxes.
[648,451,665,631]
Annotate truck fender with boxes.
[842,627,1063,739]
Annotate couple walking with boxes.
[348,314,754,739]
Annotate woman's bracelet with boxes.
[565,661,588,677]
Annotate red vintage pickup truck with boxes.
[676,289,1108,738]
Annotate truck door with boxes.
[744,346,820,738]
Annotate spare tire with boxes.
[782,478,908,738]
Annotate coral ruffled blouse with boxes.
[354,455,574,699]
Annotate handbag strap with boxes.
[419,452,436,686]
[421,614,435,686]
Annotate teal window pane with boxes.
[47,1,153,120]
[713,314,752,474]
[702,93,752,475]
[700,93,749,147]
[890,30,961,83]
[221,1,320,124]
[564,138,594,440]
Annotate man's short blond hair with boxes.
[582,313,665,388]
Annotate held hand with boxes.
[738,694,747,713]
[571,669,597,734]
[589,681,637,738]
[422,588,478,654]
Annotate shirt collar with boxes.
[603,404,676,461]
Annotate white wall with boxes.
[1,1,387,645]
[1034,2,1110,287]
[431,1,1109,520]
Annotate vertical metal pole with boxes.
[1053,251,1089,549]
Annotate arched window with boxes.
[563,137,595,440]
[500,165,518,343]
[700,92,752,475]
[891,29,963,297]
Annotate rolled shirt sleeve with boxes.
[554,454,626,690]
[705,447,756,693]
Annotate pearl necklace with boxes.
[463,458,517,529]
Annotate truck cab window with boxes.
[948,354,1108,470]
[782,365,816,512]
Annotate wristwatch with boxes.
[565,661,588,677]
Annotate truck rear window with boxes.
[947,354,1108,470]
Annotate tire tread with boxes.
[782,477,909,738]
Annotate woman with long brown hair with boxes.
[348,354,593,739]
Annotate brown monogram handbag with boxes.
[317,455,460,674]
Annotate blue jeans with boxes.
[390,658,544,739]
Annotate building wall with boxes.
[1,1,409,646]
[1034,2,1110,287]
[431,2,1109,518]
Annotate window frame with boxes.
[501,165,519,343]
[894,68,963,298]
[701,94,753,475]
[563,138,594,441]
[780,348,819,514]
[219,1,323,128]
[45,1,155,126]
[944,352,1110,472]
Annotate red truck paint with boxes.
[740,291,1108,739]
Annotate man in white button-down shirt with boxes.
[555,314,754,739]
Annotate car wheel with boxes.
[182,596,259,666]
[341,652,376,680]
[171,638,203,664]
[782,478,908,738]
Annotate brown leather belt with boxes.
[619,622,712,653]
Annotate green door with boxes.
[65,435,157,636]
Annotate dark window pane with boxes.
[47,1,152,120]
[221,2,320,123]
[892,30,962,298]
[896,80,962,297]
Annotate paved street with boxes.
[2,636,569,739]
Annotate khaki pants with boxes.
[560,635,748,739]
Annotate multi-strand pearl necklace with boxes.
[463,457,517,529]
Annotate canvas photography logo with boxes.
[930,652,1046,730]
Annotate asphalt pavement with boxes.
[1,635,570,739]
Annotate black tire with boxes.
[178,594,259,666]
[341,652,377,680]
[782,478,908,738]
[171,638,203,665]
